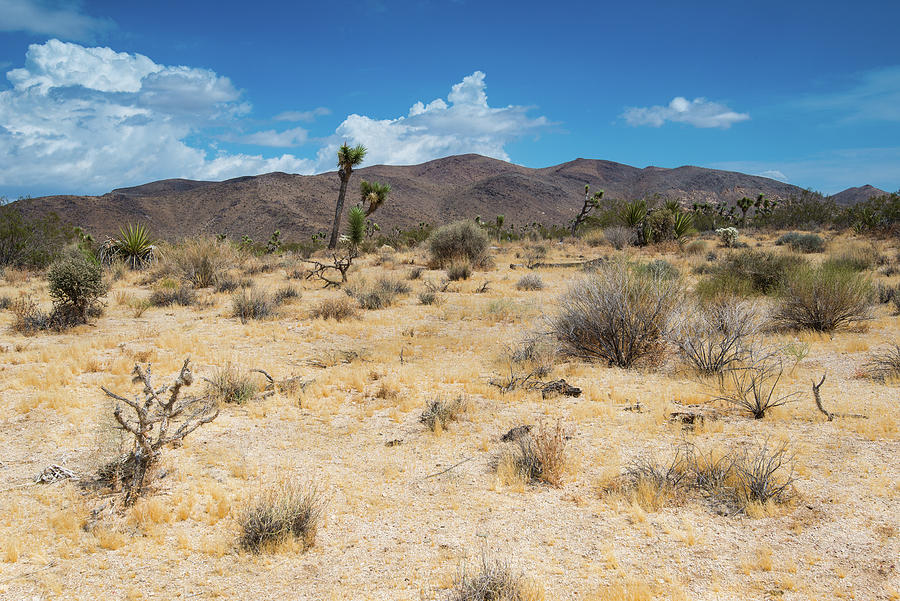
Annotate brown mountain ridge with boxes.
[11,154,883,241]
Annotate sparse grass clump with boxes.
[346,276,410,310]
[515,274,544,291]
[311,296,358,320]
[419,396,467,432]
[823,244,880,272]
[863,344,900,383]
[447,261,472,281]
[552,262,682,368]
[164,236,239,288]
[445,555,544,601]
[232,287,274,322]
[614,451,689,512]
[775,232,826,253]
[418,290,439,305]
[428,220,490,269]
[273,285,300,304]
[239,481,323,553]
[773,263,873,331]
[496,420,570,487]
[205,364,258,404]
[149,285,197,307]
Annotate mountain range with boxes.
[11,154,888,241]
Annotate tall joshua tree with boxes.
[359,180,391,216]
[328,143,367,249]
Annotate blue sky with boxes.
[1,0,898,198]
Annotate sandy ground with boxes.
[0,234,897,600]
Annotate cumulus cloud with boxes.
[314,70,550,170]
[622,96,750,129]
[238,127,309,147]
[0,0,113,40]
[0,39,314,193]
[274,107,330,122]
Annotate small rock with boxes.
[500,425,532,442]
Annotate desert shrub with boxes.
[614,451,690,511]
[696,251,805,299]
[641,208,675,244]
[427,220,490,268]
[149,285,196,307]
[863,345,900,382]
[239,481,323,553]
[273,285,300,304]
[165,237,239,288]
[715,351,797,418]
[311,296,358,320]
[733,442,795,507]
[684,239,707,255]
[418,290,439,305]
[671,297,760,374]
[419,396,466,432]
[715,227,738,247]
[522,244,548,266]
[47,253,106,325]
[874,282,897,305]
[552,262,682,368]
[772,263,873,331]
[407,266,425,280]
[0,206,73,268]
[0,295,11,310]
[98,223,157,270]
[635,259,679,281]
[232,288,274,322]
[205,364,258,404]
[445,555,543,601]
[687,446,736,502]
[495,420,570,487]
[515,274,544,291]
[214,275,241,293]
[10,296,51,334]
[447,261,472,281]
[603,225,633,250]
[823,244,880,272]
[346,276,409,310]
[775,232,825,253]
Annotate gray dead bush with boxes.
[670,296,760,374]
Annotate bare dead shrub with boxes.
[733,441,796,508]
[445,553,543,601]
[670,296,760,374]
[515,274,544,291]
[239,480,323,553]
[311,296,358,320]
[604,225,634,250]
[863,344,900,382]
[100,359,218,504]
[420,396,467,432]
[552,262,683,368]
[715,351,798,419]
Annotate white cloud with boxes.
[238,127,309,147]
[758,169,788,182]
[314,70,550,170]
[0,0,112,40]
[801,66,900,123]
[0,40,314,193]
[274,107,330,122]
[622,96,750,129]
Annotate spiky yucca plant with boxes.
[673,211,696,240]
[620,200,647,228]
[99,223,157,270]
[359,180,390,216]
[346,206,366,248]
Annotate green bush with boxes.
[446,261,472,281]
[822,245,880,272]
[775,232,826,253]
[0,207,74,268]
[47,253,106,324]
[427,221,490,268]
[696,251,806,300]
[773,264,873,331]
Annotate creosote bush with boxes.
[775,231,826,253]
[696,250,805,300]
[772,263,873,331]
[428,220,490,269]
[515,274,544,291]
[823,244,880,272]
[420,396,467,432]
[552,262,682,367]
[863,344,900,383]
[239,480,323,553]
[311,296,358,320]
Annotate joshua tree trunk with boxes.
[328,169,350,250]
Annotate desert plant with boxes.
[823,244,880,272]
[99,223,157,270]
[515,274,544,291]
[615,450,690,511]
[47,253,106,325]
[149,285,197,307]
[359,179,391,216]
[445,554,543,601]
[696,250,806,299]
[428,220,490,269]
[239,480,323,553]
[570,184,604,236]
[418,290,439,305]
[863,344,900,382]
[232,287,274,322]
[311,296,358,320]
[636,259,679,280]
[0,206,74,268]
[619,199,647,228]
[715,227,739,248]
[166,236,239,288]
[552,262,683,368]
[328,143,367,249]
[346,276,409,310]
[670,297,760,374]
[672,211,696,240]
[496,420,570,487]
[100,359,218,504]
[10,295,51,334]
[733,442,795,506]
[603,225,633,250]
[775,232,826,253]
[419,396,466,432]
[273,285,300,304]
[447,261,472,281]
[715,352,798,418]
[204,363,258,404]
[772,264,873,331]
[407,266,425,280]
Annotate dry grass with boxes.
[238,480,323,553]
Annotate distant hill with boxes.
[827,184,888,206]
[13,154,838,241]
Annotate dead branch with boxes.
[811,373,867,420]
[304,251,356,288]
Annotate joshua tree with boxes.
[737,196,754,226]
[359,180,391,216]
[570,184,604,236]
[495,214,505,241]
[328,143,367,250]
